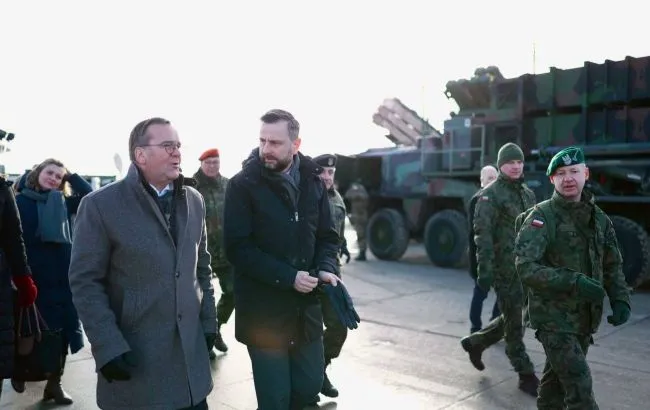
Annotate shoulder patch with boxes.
[531,218,545,228]
[479,195,489,201]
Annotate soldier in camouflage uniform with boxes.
[460,142,540,396]
[313,154,351,400]
[344,181,369,261]
[193,148,230,357]
[514,146,631,409]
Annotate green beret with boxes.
[546,146,585,176]
[313,154,337,167]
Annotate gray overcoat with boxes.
[68,164,216,410]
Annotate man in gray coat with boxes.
[68,117,217,410]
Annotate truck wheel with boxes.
[367,208,409,260]
[424,209,468,268]
[610,215,650,288]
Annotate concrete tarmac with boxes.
[2,239,650,409]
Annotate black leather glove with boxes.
[205,333,217,350]
[100,351,137,382]
[340,282,361,328]
[322,282,361,330]
[340,239,351,264]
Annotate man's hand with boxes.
[294,271,319,293]
[100,352,137,382]
[476,265,493,292]
[319,271,340,286]
[476,275,493,292]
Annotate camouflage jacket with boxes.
[473,174,536,282]
[193,169,230,269]
[328,188,346,271]
[344,183,368,223]
[514,190,630,335]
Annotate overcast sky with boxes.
[1,0,646,177]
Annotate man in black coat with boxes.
[0,176,37,397]
[223,109,340,410]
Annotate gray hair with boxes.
[128,117,171,162]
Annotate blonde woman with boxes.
[12,158,92,405]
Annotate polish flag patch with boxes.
[479,196,489,201]
[531,219,544,228]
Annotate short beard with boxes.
[261,154,293,172]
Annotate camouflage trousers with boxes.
[214,265,235,325]
[318,271,348,362]
[350,217,367,252]
[466,277,535,374]
[536,331,598,410]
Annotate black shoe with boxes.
[43,377,74,405]
[355,251,366,261]
[460,336,485,371]
[11,378,25,393]
[518,373,540,397]
[209,348,217,360]
[321,371,339,398]
[470,327,480,334]
[214,330,228,352]
[306,394,321,406]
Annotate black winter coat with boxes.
[224,149,339,349]
[467,189,482,280]
[15,174,92,354]
[0,177,32,379]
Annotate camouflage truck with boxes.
[336,56,650,289]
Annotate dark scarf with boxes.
[20,188,72,244]
[261,154,302,206]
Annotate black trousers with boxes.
[214,266,235,324]
[248,338,324,410]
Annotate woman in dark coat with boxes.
[0,176,37,399]
[12,158,92,404]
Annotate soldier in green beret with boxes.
[460,142,540,397]
[514,146,631,409]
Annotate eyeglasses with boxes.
[140,142,181,154]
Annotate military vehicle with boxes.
[336,56,650,289]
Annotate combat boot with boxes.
[460,336,485,371]
[355,250,366,261]
[214,325,228,352]
[518,373,540,397]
